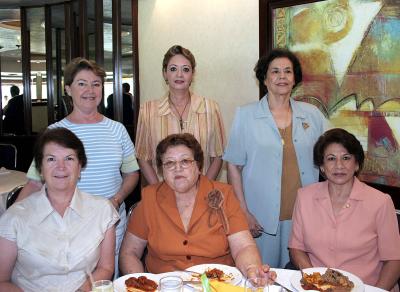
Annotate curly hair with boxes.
[156,133,204,174]
[254,48,302,93]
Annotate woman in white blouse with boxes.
[0,128,119,292]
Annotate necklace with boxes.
[169,95,190,130]
[279,106,291,146]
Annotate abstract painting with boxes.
[271,0,400,187]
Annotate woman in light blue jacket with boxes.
[223,49,329,268]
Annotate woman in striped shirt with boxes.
[17,58,140,278]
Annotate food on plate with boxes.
[125,276,158,292]
[205,268,225,281]
[301,268,355,291]
[192,267,234,282]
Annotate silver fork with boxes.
[273,281,295,292]
[299,264,305,281]
[179,269,203,277]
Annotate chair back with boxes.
[6,185,24,209]
[0,143,17,169]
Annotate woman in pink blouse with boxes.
[289,128,400,291]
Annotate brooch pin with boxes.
[207,189,230,234]
[302,122,309,130]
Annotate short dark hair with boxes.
[10,85,20,97]
[313,128,364,175]
[122,83,130,93]
[156,133,204,174]
[64,57,106,86]
[254,48,302,93]
[34,127,87,174]
[162,45,196,72]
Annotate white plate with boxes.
[113,272,195,292]
[240,283,284,292]
[186,263,243,286]
[289,267,364,292]
[113,273,161,292]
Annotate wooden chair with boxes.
[6,185,24,209]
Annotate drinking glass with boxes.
[159,276,183,292]
[245,277,268,292]
[92,280,113,292]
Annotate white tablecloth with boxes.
[0,168,28,216]
[114,268,387,292]
[272,268,387,292]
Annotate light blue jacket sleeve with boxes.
[223,107,246,166]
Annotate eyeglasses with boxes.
[162,159,195,170]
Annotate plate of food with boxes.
[185,263,243,286]
[290,267,364,292]
[114,273,160,292]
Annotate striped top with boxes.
[135,93,226,178]
[27,117,139,198]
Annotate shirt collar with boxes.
[254,95,271,118]
[68,187,86,217]
[314,177,365,201]
[156,175,213,232]
[348,177,365,201]
[34,186,55,224]
[35,186,84,224]
[254,94,307,120]
[158,93,206,116]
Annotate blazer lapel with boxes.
[187,176,213,233]
[156,182,186,231]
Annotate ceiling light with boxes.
[17,60,46,63]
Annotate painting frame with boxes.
[259,0,400,201]
[258,0,325,97]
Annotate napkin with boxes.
[210,281,245,292]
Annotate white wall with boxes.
[138,0,260,134]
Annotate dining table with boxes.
[272,268,386,292]
[0,167,28,216]
[113,266,388,292]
